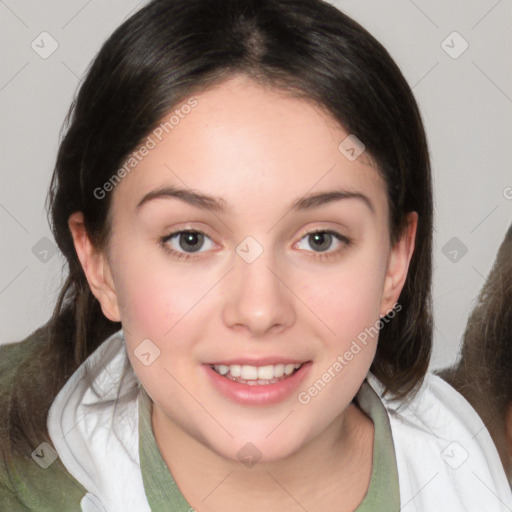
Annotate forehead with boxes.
[110,74,386,219]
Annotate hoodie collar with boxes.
[47,328,152,511]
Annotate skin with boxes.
[69,73,417,511]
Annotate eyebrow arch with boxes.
[136,185,374,214]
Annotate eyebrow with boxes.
[136,185,374,214]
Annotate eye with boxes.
[295,230,351,260]
[160,228,352,262]
[160,230,214,260]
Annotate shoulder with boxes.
[372,371,487,433]
[0,322,52,388]
[0,449,87,511]
[0,323,52,440]
[0,325,88,511]
[367,372,512,511]
[0,325,48,446]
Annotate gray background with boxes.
[1,0,511,371]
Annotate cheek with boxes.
[298,256,386,337]
[116,256,214,401]
[112,244,209,337]
[111,250,222,398]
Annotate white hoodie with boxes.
[47,328,512,511]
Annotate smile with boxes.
[210,363,303,385]
[204,361,312,405]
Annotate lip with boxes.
[203,361,312,405]
[207,357,308,366]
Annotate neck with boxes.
[152,402,374,512]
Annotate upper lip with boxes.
[207,357,310,367]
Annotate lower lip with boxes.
[203,362,312,405]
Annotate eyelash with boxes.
[160,229,352,262]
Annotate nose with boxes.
[221,245,296,337]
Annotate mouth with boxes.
[209,362,305,386]
[204,360,313,405]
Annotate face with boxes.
[70,73,416,463]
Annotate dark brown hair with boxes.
[440,224,512,475]
[1,0,433,466]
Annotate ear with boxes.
[380,212,418,316]
[68,211,121,322]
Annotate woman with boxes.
[1,1,510,510]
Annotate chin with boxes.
[211,432,307,466]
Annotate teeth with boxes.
[241,366,258,380]
[273,364,284,377]
[284,364,295,376]
[230,365,241,377]
[216,364,229,375]
[212,362,304,381]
